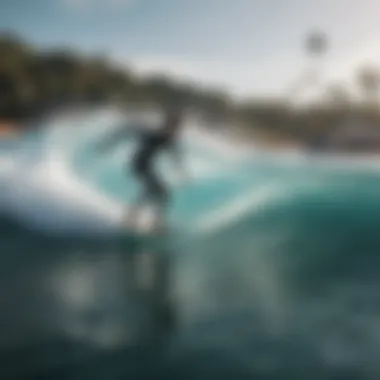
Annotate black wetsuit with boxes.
[132,130,178,204]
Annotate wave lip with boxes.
[1,150,124,236]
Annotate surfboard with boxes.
[118,205,169,243]
[119,222,171,250]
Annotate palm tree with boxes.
[357,66,380,106]
[304,31,328,80]
[288,31,328,105]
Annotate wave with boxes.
[2,108,380,240]
[4,110,380,377]
[0,108,261,237]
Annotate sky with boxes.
[1,0,380,99]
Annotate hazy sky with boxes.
[1,0,380,97]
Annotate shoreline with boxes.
[2,111,380,158]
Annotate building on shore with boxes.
[326,118,380,153]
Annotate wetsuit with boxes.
[132,129,179,205]
[95,114,182,208]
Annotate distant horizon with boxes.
[2,0,380,100]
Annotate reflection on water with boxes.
[0,235,176,379]
[3,207,380,379]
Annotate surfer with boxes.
[95,106,188,232]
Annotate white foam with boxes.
[0,156,15,178]
[1,148,124,234]
[0,109,151,234]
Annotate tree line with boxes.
[0,33,231,121]
[2,32,380,148]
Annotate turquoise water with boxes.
[2,109,380,378]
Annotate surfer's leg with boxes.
[123,166,148,228]
[123,191,145,228]
[146,171,169,232]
